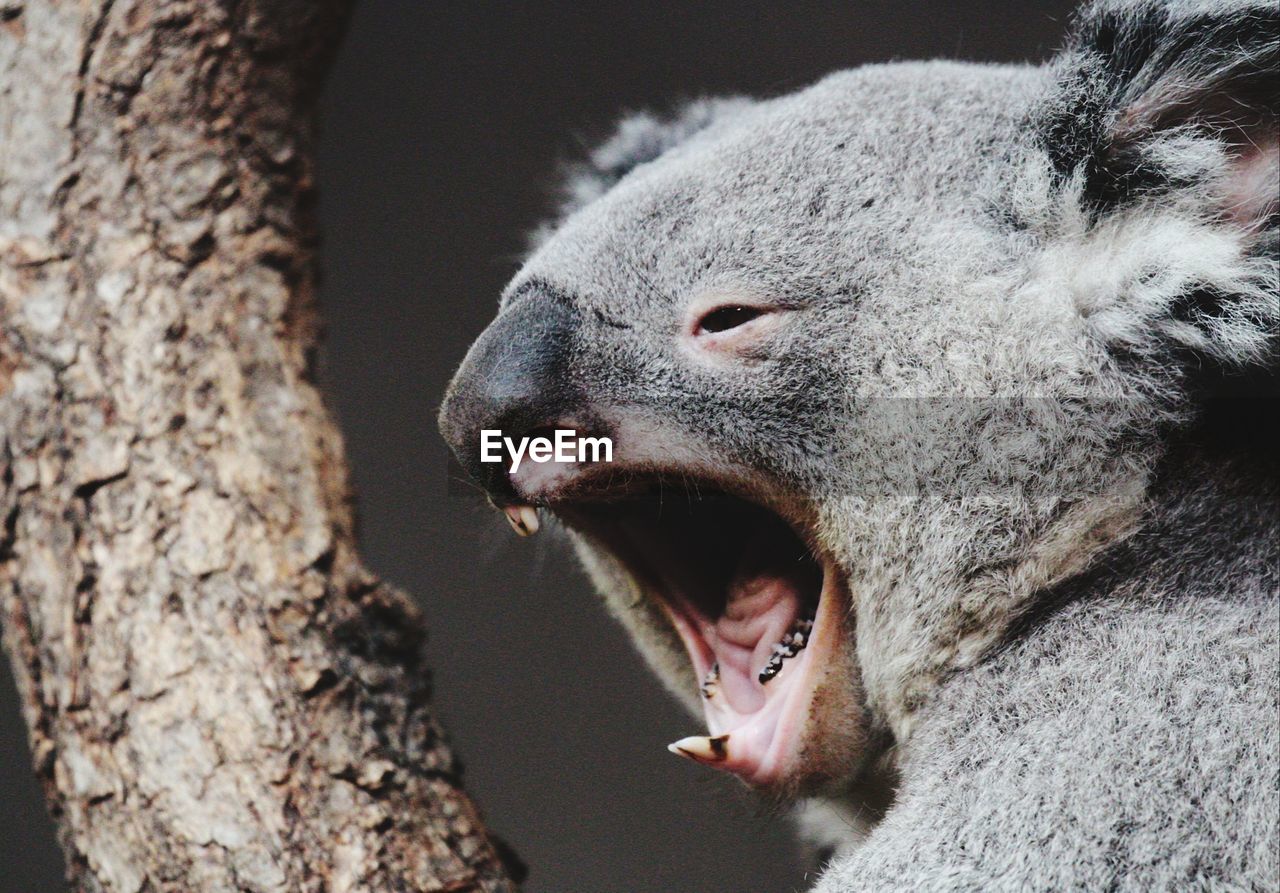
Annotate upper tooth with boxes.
[503,505,540,536]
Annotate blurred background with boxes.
[2,2,1078,890]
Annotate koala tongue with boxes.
[708,561,807,714]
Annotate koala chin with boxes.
[441,0,1277,888]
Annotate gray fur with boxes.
[441,0,1278,888]
[812,445,1278,891]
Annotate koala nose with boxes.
[439,294,584,503]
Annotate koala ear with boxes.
[1040,1,1278,373]
[530,97,751,246]
[1045,0,1278,226]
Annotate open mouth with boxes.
[545,478,848,791]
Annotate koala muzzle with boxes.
[439,294,596,504]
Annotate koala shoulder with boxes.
[813,593,1278,892]
[813,436,1278,889]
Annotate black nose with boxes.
[439,293,583,502]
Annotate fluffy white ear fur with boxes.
[1113,29,1279,232]
[1039,206,1276,368]
[1049,0,1279,371]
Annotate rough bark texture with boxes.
[0,2,517,890]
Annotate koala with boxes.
[439,1,1278,889]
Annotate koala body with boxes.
[441,1,1278,889]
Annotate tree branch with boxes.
[0,1,517,889]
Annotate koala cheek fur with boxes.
[440,0,1278,888]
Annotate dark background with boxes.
[2,3,1078,890]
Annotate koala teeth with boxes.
[758,617,814,684]
[503,505,540,537]
[667,734,729,764]
[700,662,720,699]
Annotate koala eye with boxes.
[694,305,767,335]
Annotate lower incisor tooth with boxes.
[667,734,729,763]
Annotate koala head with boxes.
[440,0,1276,803]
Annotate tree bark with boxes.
[0,2,517,890]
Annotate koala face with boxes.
[440,0,1277,802]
